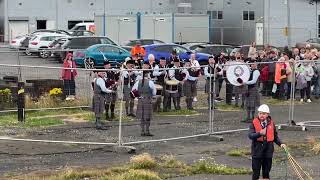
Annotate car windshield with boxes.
[174,46,189,54]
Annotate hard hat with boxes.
[257,104,270,113]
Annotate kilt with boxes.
[136,97,153,120]
[246,86,260,111]
[92,94,105,118]
[184,80,196,98]
[234,85,247,95]
[205,79,219,94]
[123,86,132,101]
[105,92,117,103]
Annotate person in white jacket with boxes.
[296,54,314,103]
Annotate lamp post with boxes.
[103,0,106,36]
[287,0,291,47]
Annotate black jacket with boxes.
[248,117,282,158]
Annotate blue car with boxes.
[143,44,210,65]
[74,44,131,68]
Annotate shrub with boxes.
[130,153,157,169]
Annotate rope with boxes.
[283,147,314,180]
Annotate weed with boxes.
[130,153,157,169]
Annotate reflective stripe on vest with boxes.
[253,118,275,142]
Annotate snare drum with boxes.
[155,84,163,96]
[165,80,179,93]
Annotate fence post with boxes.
[17,81,25,122]
[118,69,124,147]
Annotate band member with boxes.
[243,61,261,122]
[223,57,234,105]
[132,54,143,69]
[130,40,146,58]
[234,52,247,108]
[169,58,186,110]
[153,57,167,111]
[148,54,157,80]
[249,104,286,180]
[103,60,120,120]
[169,49,180,67]
[204,56,222,109]
[184,59,198,110]
[122,59,139,117]
[132,61,157,136]
[189,53,201,102]
[93,71,114,130]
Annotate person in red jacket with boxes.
[248,104,286,180]
[61,52,78,100]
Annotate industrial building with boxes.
[0,0,319,47]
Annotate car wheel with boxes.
[39,50,50,58]
[25,49,32,56]
[84,57,95,69]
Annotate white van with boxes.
[70,23,95,33]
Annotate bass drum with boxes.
[226,61,251,86]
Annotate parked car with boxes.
[69,30,94,37]
[296,38,320,49]
[229,46,241,57]
[9,35,27,49]
[121,39,165,51]
[70,22,95,33]
[47,37,68,59]
[58,36,118,63]
[143,44,210,65]
[194,44,234,56]
[73,44,130,68]
[28,33,70,58]
[182,42,208,52]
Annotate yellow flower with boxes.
[49,88,63,96]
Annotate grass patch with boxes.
[216,104,242,111]
[156,109,198,116]
[190,160,252,175]
[226,149,251,158]
[0,108,91,128]
[16,153,252,180]
[25,95,90,109]
[262,97,304,106]
[130,153,157,169]
[114,169,161,180]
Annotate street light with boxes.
[103,0,106,36]
[287,0,291,47]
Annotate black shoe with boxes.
[129,113,136,117]
[141,132,146,136]
[145,132,154,136]
[96,126,108,130]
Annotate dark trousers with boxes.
[286,82,292,100]
[217,76,224,97]
[266,74,275,96]
[141,118,151,133]
[300,81,311,99]
[252,158,272,180]
[63,79,75,96]
[225,82,233,105]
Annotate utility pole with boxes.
[103,0,106,36]
[287,0,291,47]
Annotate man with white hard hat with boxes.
[248,104,286,180]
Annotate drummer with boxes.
[204,56,222,109]
[169,58,187,110]
[153,57,168,111]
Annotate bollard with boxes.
[17,81,25,122]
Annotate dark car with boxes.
[143,44,210,65]
[57,36,117,63]
[121,39,165,51]
[194,44,234,57]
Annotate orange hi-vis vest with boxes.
[253,118,275,142]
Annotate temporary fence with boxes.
[0,49,320,150]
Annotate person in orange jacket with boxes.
[130,40,145,58]
[248,104,286,180]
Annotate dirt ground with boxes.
[0,101,320,179]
